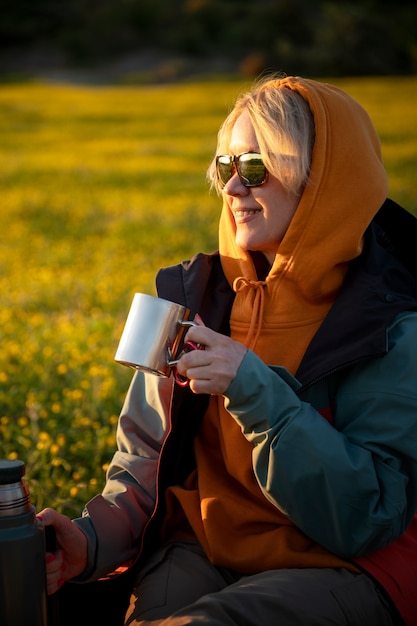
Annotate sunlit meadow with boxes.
[1,76,416,517]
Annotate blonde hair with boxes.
[207,74,315,196]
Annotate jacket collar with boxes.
[297,202,417,387]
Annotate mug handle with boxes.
[172,340,203,387]
[166,319,197,368]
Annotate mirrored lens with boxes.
[216,155,233,187]
[237,153,266,186]
[216,153,267,188]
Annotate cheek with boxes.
[267,188,299,221]
[264,198,298,238]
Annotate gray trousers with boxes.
[124,541,401,626]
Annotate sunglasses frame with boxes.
[216,152,268,188]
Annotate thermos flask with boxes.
[0,459,48,625]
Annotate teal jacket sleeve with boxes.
[224,311,417,559]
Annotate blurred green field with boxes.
[1,76,416,517]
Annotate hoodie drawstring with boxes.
[233,277,267,351]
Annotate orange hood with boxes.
[219,76,389,373]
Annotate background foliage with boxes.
[1,77,416,517]
[1,0,417,81]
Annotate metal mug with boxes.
[115,293,199,384]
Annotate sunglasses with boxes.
[216,152,268,188]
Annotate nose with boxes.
[223,172,250,196]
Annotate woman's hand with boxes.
[37,507,88,595]
[176,315,247,395]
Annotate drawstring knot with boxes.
[233,277,267,350]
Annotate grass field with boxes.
[1,76,416,517]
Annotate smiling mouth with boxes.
[234,209,261,217]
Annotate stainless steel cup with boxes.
[115,293,195,378]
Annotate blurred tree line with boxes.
[1,0,416,79]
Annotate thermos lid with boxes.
[0,460,25,485]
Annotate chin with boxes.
[235,233,255,251]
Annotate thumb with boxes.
[193,313,205,326]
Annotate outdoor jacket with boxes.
[76,198,417,626]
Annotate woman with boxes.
[40,74,417,625]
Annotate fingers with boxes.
[37,508,88,589]
[45,549,66,595]
[37,507,68,529]
[178,327,247,395]
[183,323,215,350]
[37,509,71,594]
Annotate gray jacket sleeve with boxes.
[73,370,174,581]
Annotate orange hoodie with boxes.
[163,77,389,573]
